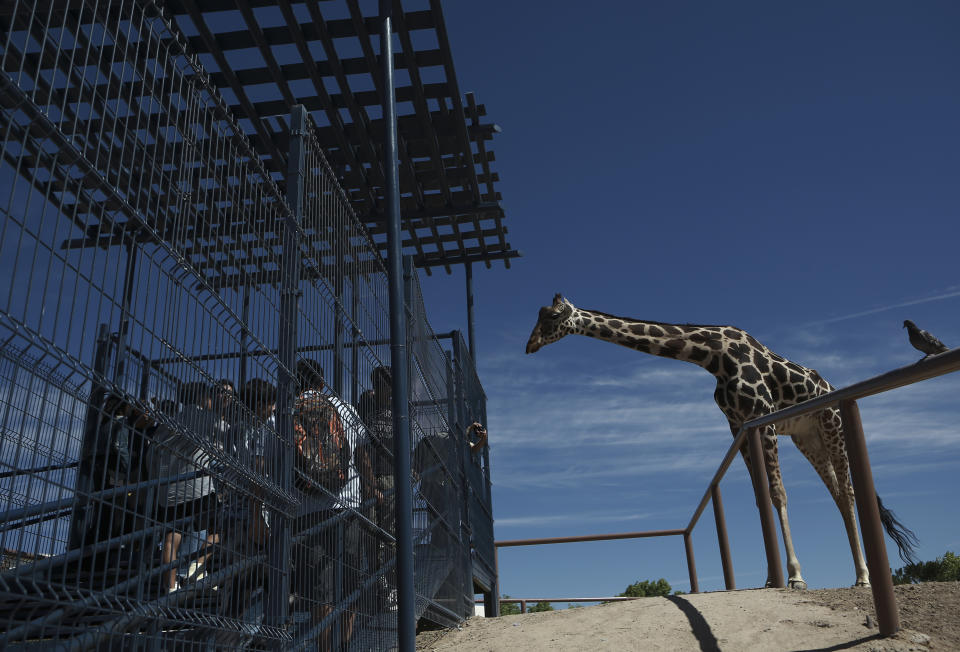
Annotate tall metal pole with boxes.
[380,5,416,649]
[68,324,112,550]
[465,262,476,361]
[333,274,345,396]
[747,427,785,589]
[267,103,306,635]
[351,273,360,405]
[239,283,250,392]
[839,400,900,635]
[711,484,735,590]
[684,531,699,593]
[114,242,138,386]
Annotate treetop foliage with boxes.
[618,578,673,598]
[892,551,960,585]
[498,595,520,616]
[528,601,555,612]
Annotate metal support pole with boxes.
[465,262,476,361]
[351,273,360,405]
[114,242,138,386]
[747,427,785,588]
[239,283,250,392]
[711,484,735,590]
[839,400,900,635]
[68,323,111,550]
[333,274,344,396]
[684,531,699,593]
[490,546,500,617]
[380,6,415,648]
[266,103,306,636]
[520,600,527,614]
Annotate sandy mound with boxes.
[417,582,960,651]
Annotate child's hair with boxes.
[296,359,325,389]
[177,381,211,406]
[242,378,276,410]
[370,365,391,387]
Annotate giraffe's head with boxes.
[526,294,576,354]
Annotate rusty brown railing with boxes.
[495,348,960,634]
[483,597,638,614]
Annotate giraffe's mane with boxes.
[582,308,735,331]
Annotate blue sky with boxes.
[416,1,960,601]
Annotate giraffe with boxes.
[525,294,917,589]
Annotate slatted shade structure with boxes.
[151,0,517,276]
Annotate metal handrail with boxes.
[688,347,960,534]
[495,348,960,630]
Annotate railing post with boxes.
[381,4,415,647]
[838,400,900,636]
[747,427,785,588]
[520,600,527,614]
[684,531,699,593]
[711,484,735,590]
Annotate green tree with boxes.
[498,595,520,616]
[618,578,673,598]
[892,551,960,585]
[528,601,555,612]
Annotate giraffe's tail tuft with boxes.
[876,494,919,565]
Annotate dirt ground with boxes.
[416,582,960,652]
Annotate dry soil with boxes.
[416,582,960,652]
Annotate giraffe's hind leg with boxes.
[790,409,870,587]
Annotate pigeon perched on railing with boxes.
[903,320,949,357]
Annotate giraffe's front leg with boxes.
[761,427,807,589]
[772,498,806,589]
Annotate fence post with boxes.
[520,600,527,614]
[684,531,699,593]
[266,103,306,635]
[465,262,476,361]
[381,4,416,647]
[747,427,785,588]
[711,484,735,590]
[68,323,111,551]
[838,400,900,635]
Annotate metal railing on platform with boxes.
[495,348,960,636]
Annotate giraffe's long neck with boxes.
[570,308,732,374]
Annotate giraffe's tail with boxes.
[876,494,919,565]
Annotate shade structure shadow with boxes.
[665,594,721,652]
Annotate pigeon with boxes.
[903,320,949,356]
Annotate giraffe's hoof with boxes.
[854,580,871,588]
[788,580,807,590]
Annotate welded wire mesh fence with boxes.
[0,1,491,648]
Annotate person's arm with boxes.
[467,422,487,454]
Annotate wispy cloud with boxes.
[804,288,960,327]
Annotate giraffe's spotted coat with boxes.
[526,294,873,589]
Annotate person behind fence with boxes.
[82,391,133,548]
[354,365,396,611]
[291,360,366,650]
[153,381,223,594]
[215,378,275,615]
[413,422,487,553]
[214,378,238,434]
